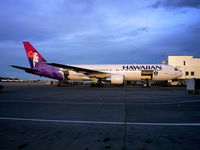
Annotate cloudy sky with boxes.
[1,0,200,79]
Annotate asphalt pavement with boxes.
[0,82,200,150]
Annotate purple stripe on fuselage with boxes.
[34,64,64,80]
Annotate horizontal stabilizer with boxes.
[11,65,40,74]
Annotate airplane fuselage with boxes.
[59,64,182,82]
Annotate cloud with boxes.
[0,0,97,42]
[151,0,200,9]
[110,27,149,42]
[0,0,151,43]
[125,27,148,36]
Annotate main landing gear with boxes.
[57,71,72,87]
[91,79,104,87]
[57,80,72,87]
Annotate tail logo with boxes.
[27,51,34,58]
[27,51,40,67]
[23,42,46,68]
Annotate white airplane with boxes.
[12,42,183,86]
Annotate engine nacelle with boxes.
[110,74,124,84]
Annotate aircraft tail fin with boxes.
[23,41,46,68]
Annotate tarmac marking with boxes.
[0,117,200,126]
[147,99,200,105]
[0,100,200,105]
[0,100,124,105]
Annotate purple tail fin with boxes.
[23,41,46,68]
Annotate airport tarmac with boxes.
[0,82,200,150]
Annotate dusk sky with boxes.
[1,0,200,79]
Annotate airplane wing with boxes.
[11,65,40,74]
[45,62,110,78]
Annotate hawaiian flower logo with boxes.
[27,51,34,58]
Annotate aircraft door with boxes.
[141,70,153,80]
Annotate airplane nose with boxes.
[178,71,183,77]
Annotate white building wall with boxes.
[168,56,200,79]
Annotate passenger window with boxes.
[191,72,194,76]
[185,72,189,76]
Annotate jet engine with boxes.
[110,74,124,84]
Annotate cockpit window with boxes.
[174,68,179,71]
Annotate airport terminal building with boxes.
[168,56,200,80]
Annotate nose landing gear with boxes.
[143,79,150,87]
